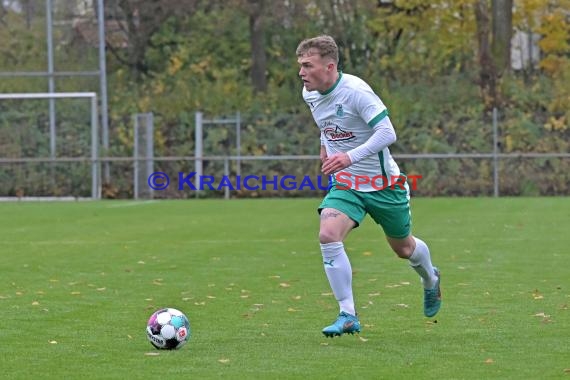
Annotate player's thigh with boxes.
[363,185,411,239]
[318,188,365,242]
[318,208,356,242]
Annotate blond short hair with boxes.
[296,35,339,64]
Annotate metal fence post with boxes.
[146,113,154,199]
[236,111,241,176]
[195,112,203,198]
[224,157,230,200]
[493,107,499,197]
[91,95,99,199]
[46,0,56,159]
[133,115,139,200]
[98,0,110,183]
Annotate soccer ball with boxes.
[146,308,191,350]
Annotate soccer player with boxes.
[296,35,441,337]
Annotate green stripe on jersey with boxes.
[367,109,389,128]
[378,150,388,179]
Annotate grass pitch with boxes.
[0,198,568,379]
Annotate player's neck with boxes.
[320,71,342,95]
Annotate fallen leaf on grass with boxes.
[32,301,39,306]
[279,283,291,288]
[532,290,543,300]
[485,358,494,364]
[48,340,57,344]
[218,359,230,364]
[396,303,409,308]
[359,336,369,342]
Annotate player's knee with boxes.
[387,235,415,259]
[319,228,341,244]
[392,245,414,259]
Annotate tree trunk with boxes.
[22,0,35,29]
[492,0,513,75]
[249,0,267,93]
[474,0,498,109]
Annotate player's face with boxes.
[297,52,335,92]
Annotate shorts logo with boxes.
[335,103,344,117]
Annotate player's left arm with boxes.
[347,86,397,164]
[345,116,396,164]
[321,120,396,175]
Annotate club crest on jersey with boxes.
[323,125,355,142]
[335,103,344,117]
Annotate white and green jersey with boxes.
[303,72,401,192]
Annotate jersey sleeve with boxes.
[354,84,388,128]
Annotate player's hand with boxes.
[321,153,351,175]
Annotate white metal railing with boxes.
[0,153,568,199]
[0,92,100,199]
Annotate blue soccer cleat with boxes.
[424,267,442,317]
[322,311,361,337]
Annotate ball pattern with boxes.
[146,308,191,350]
